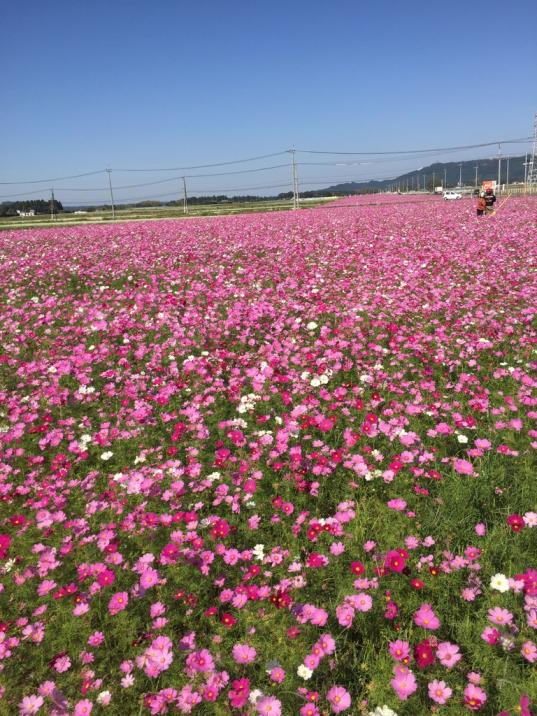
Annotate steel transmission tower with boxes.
[527,112,537,187]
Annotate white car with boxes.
[443,191,462,200]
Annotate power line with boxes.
[0,170,106,186]
[112,151,289,172]
[296,137,532,156]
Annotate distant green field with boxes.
[0,196,338,231]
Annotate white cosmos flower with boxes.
[368,707,399,716]
[248,689,263,704]
[306,321,318,330]
[100,451,113,461]
[297,664,313,680]
[457,434,468,444]
[490,573,510,592]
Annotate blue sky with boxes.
[2,0,536,203]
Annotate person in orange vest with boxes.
[484,187,496,214]
[476,191,486,217]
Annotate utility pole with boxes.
[458,163,462,187]
[528,112,537,192]
[106,168,115,220]
[474,165,478,188]
[523,153,528,185]
[506,155,510,188]
[289,149,299,209]
[50,188,55,221]
[497,143,501,193]
[182,176,188,214]
[444,168,447,188]
[432,171,435,191]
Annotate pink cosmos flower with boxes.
[389,640,410,661]
[387,498,407,511]
[73,699,93,716]
[453,458,474,475]
[300,705,320,716]
[385,550,407,573]
[96,569,115,587]
[428,679,452,704]
[521,640,537,663]
[481,626,500,644]
[391,665,417,700]
[487,607,513,626]
[53,655,71,673]
[228,678,249,709]
[414,603,441,630]
[87,631,105,647]
[354,593,373,612]
[140,567,159,589]
[436,641,462,668]
[464,683,487,710]
[108,591,128,616]
[232,643,256,664]
[18,695,44,715]
[38,682,56,698]
[186,649,215,673]
[326,685,351,713]
[304,654,320,670]
[256,696,282,715]
[270,666,286,683]
[318,634,336,655]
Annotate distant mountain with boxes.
[324,155,528,194]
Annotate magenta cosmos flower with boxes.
[108,591,128,615]
[326,686,351,713]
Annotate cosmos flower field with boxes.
[0,197,536,715]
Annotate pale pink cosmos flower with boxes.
[53,655,71,673]
[436,642,462,668]
[18,694,44,715]
[256,696,282,716]
[121,674,134,688]
[326,685,351,713]
[73,699,93,716]
[428,679,452,704]
[354,593,373,612]
[521,640,537,663]
[487,607,513,626]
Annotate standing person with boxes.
[484,187,496,214]
[476,191,486,217]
